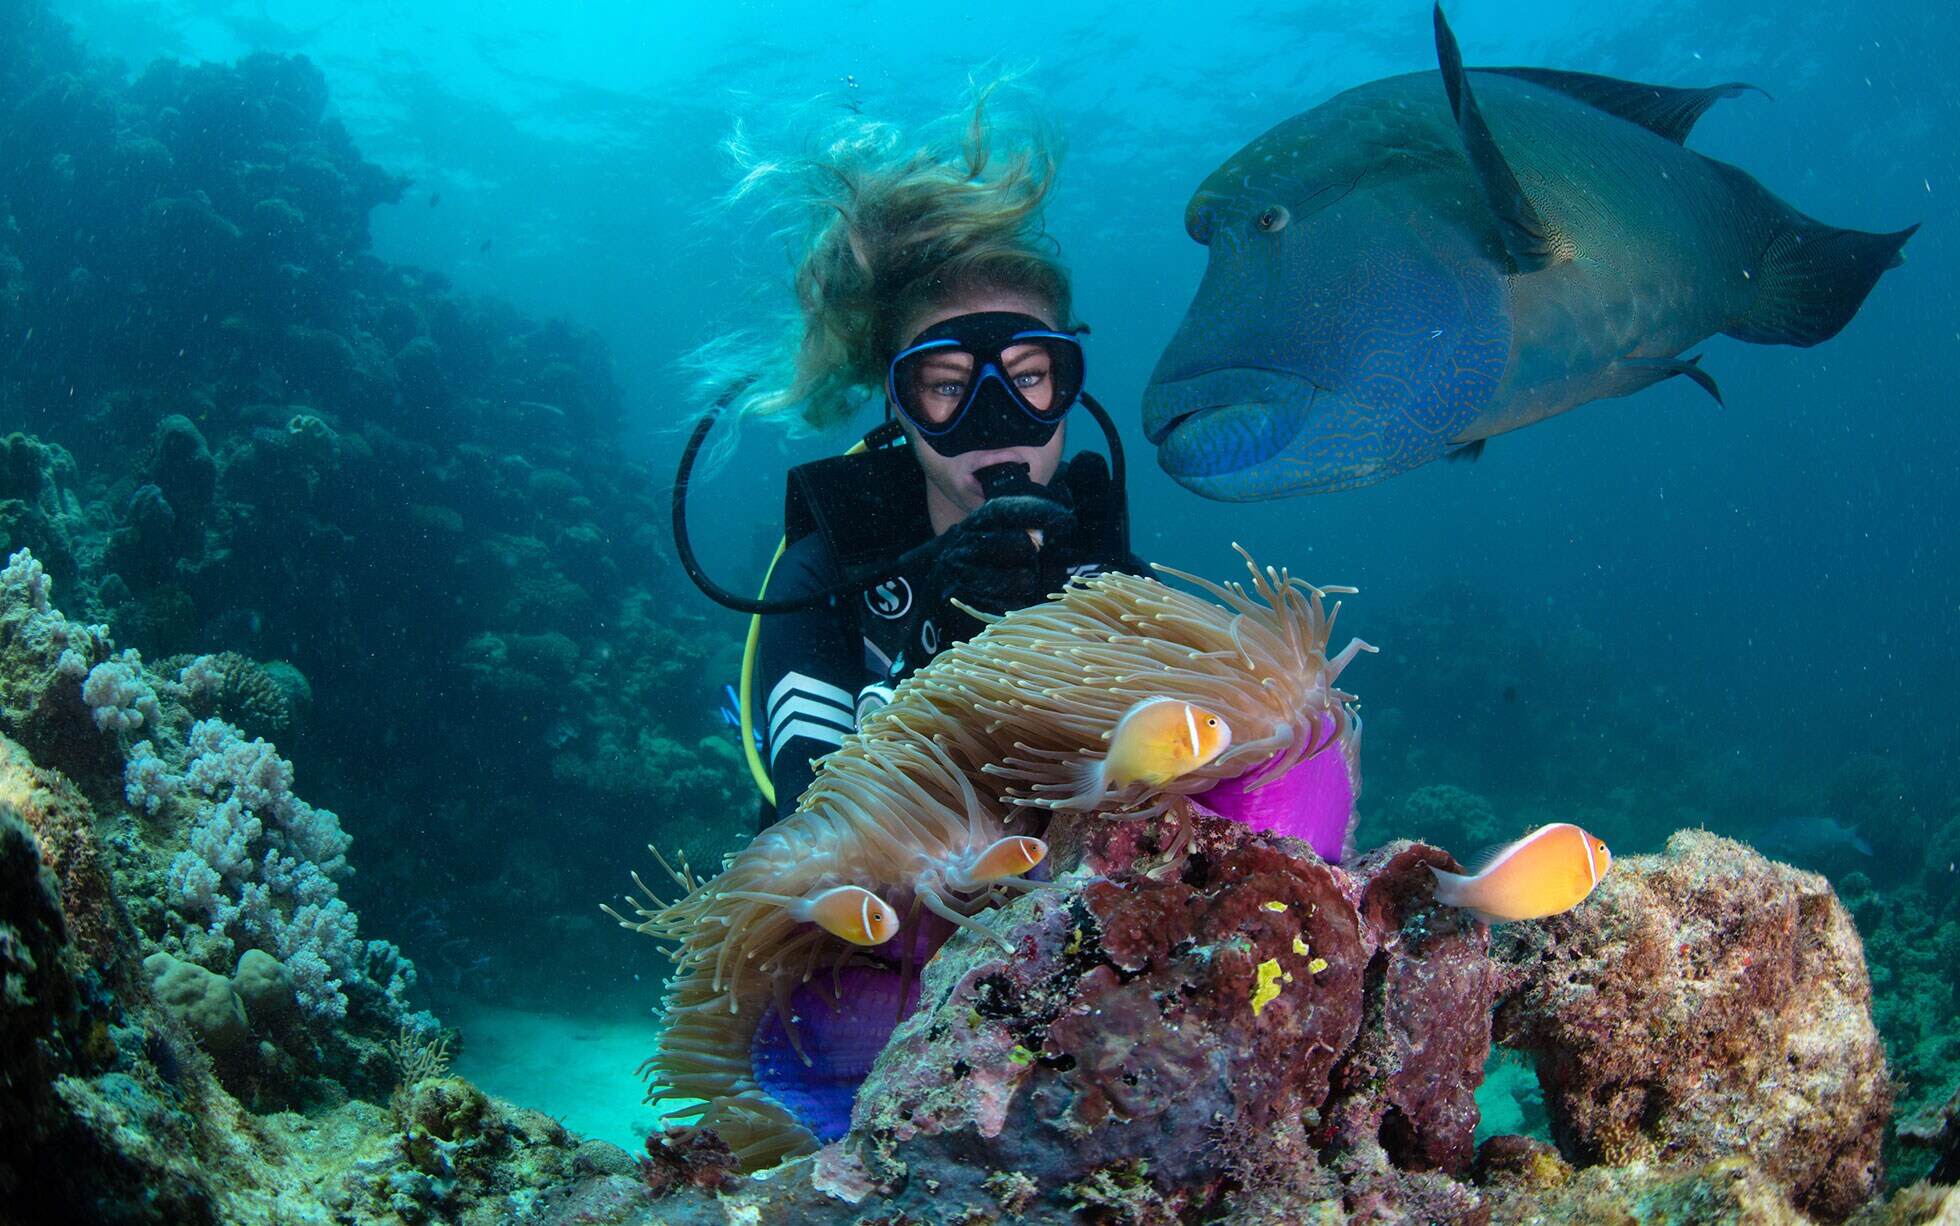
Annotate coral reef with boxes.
[2,548,427,1103]
[829,817,1492,1222]
[0,561,663,1223]
[0,0,1950,1219]
[0,0,744,1008]
[632,813,1940,1223]
[0,430,87,590]
[1901,1081,1960,1186]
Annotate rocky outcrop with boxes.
[640,817,1915,1224]
[1496,829,1891,1222]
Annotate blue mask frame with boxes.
[887,311,1085,456]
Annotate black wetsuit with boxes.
[756,447,1140,825]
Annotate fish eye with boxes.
[1254,205,1290,233]
[1205,718,1218,726]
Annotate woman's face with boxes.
[893,290,1068,533]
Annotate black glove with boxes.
[1055,451,1147,577]
[925,487,1078,617]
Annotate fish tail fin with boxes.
[1726,210,1918,348]
[1427,863,1471,908]
[1053,757,1108,811]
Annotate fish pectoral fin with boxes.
[1444,438,1487,463]
[1479,67,1768,146]
[1725,214,1920,348]
[1433,4,1562,273]
[1620,354,1725,406]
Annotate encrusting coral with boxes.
[607,550,1373,1170]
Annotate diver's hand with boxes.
[927,494,1078,616]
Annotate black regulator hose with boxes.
[671,390,1126,616]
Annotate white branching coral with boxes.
[148,718,373,1019]
[2,545,429,1032]
[82,650,163,733]
[0,548,112,729]
[0,547,52,612]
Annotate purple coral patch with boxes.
[751,966,922,1142]
[1197,713,1357,861]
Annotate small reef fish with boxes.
[947,836,1048,890]
[1428,822,1612,923]
[727,884,901,947]
[1056,697,1233,808]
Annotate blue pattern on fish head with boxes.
[1144,171,1511,499]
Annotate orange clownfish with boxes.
[1057,697,1234,808]
[1427,822,1612,923]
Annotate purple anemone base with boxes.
[751,966,923,1143]
[1194,714,1356,862]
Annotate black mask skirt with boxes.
[886,312,1085,457]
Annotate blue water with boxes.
[18,0,1958,1169]
[53,0,1955,761]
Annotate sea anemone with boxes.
[605,548,1371,1168]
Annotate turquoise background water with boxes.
[30,0,1957,1164]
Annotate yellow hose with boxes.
[738,437,873,807]
[739,539,786,806]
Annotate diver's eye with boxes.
[1254,205,1290,233]
[931,381,967,397]
[1012,370,1046,389]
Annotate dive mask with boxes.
[887,311,1085,457]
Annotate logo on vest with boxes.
[864,577,913,620]
[919,618,941,656]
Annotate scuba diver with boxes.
[671,88,1143,825]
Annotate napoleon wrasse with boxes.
[605,549,1373,1169]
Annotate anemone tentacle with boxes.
[606,549,1370,1168]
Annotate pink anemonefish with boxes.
[1427,822,1612,923]
[786,885,901,946]
[1057,697,1234,808]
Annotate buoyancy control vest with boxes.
[781,424,1136,698]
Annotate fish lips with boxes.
[1145,368,1376,500]
[1144,366,1313,452]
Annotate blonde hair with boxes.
[700,81,1074,432]
[605,551,1371,1168]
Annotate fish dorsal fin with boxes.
[1432,4,1560,273]
[1458,832,1527,878]
[1479,68,1767,146]
[1459,822,1574,878]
